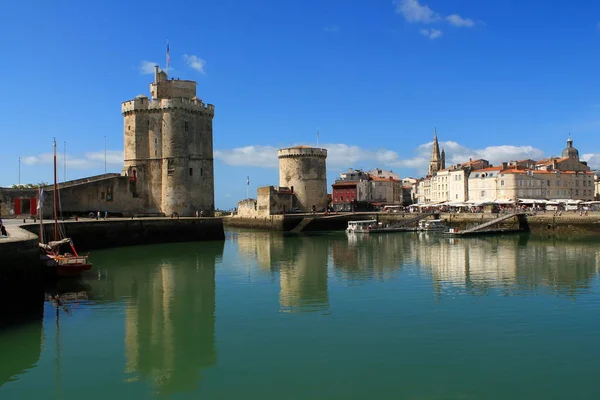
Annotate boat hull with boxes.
[41,254,92,278]
[347,227,416,234]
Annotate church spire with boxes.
[431,128,440,161]
[429,128,442,176]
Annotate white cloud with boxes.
[215,146,279,168]
[446,14,475,27]
[420,28,443,39]
[581,153,600,169]
[183,54,206,73]
[139,60,158,75]
[324,25,340,33]
[395,0,440,23]
[394,0,478,35]
[22,150,124,169]
[215,141,545,177]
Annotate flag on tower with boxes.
[247,176,250,186]
[166,42,171,64]
[37,188,44,210]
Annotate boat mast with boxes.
[53,138,59,241]
[38,187,44,244]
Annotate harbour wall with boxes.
[441,213,600,235]
[225,212,600,235]
[0,231,44,327]
[224,214,376,232]
[20,217,225,251]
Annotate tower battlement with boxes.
[122,97,215,115]
[278,147,328,159]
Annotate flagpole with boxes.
[18,157,20,186]
[165,40,170,74]
[64,141,67,182]
[246,176,249,199]
[316,129,319,147]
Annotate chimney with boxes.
[552,159,557,169]
[502,162,508,170]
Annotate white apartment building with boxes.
[467,167,503,202]
[448,169,468,202]
[468,166,595,202]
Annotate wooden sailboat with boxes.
[38,138,92,278]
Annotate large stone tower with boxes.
[278,146,328,212]
[122,66,215,216]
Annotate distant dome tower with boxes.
[278,146,328,212]
[561,135,579,160]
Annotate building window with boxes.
[128,125,130,131]
[100,192,105,200]
[500,180,504,186]
[148,120,150,127]
[155,138,158,144]
[201,168,203,176]
[481,190,485,198]
[185,121,189,132]
[189,168,193,176]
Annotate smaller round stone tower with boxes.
[278,146,328,212]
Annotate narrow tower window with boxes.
[201,168,203,176]
[189,168,193,176]
[184,121,189,132]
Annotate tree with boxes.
[11,182,48,189]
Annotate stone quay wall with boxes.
[440,212,600,234]
[18,217,225,252]
[224,213,374,232]
[225,211,600,234]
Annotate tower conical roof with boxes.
[431,128,441,161]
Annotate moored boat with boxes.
[417,219,447,232]
[38,139,92,278]
[347,220,416,234]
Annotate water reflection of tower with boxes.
[332,234,408,281]
[122,247,219,396]
[234,231,287,273]
[279,237,329,313]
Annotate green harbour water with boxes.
[1,229,599,399]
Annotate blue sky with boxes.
[1,0,600,209]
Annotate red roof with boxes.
[332,181,358,187]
